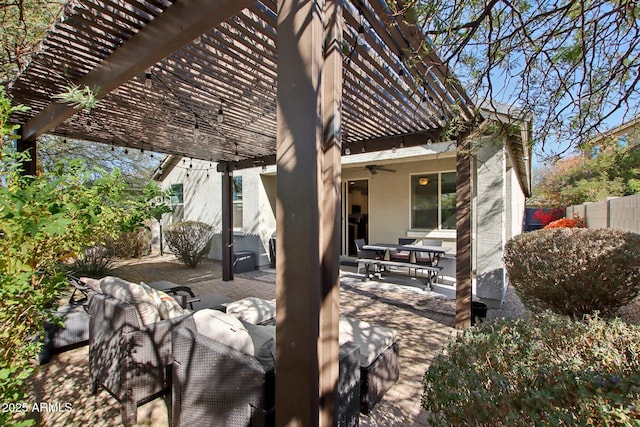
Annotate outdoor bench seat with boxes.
[357,259,444,287]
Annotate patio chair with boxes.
[389,238,415,262]
[171,310,361,427]
[354,238,381,276]
[88,281,196,426]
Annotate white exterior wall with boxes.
[158,160,276,267]
[341,154,458,249]
[474,137,508,307]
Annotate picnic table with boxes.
[359,243,448,289]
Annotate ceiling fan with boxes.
[365,164,396,174]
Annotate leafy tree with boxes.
[402,0,640,159]
[37,135,162,194]
[531,140,640,207]
[0,89,169,425]
[0,0,65,85]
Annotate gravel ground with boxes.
[488,283,640,325]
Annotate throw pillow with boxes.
[99,276,160,326]
[142,283,189,320]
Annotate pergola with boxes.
[9,0,479,424]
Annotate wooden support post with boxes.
[219,162,234,281]
[456,133,472,329]
[275,0,342,425]
[16,136,37,176]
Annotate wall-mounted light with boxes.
[144,71,152,88]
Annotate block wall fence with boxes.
[566,194,640,233]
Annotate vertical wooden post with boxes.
[319,1,342,425]
[220,162,234,281]
[275,0,341,425]
[456,134,472,328]
[16,134,37,176]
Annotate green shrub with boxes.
[164,221,214,268]
[66,245,116,278]
[504,228,640,318]
[422,312,640,426]
[105,227,151,258]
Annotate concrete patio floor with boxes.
[21,254,465,426]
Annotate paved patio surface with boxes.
[20,254,463,426]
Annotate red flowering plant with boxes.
[532,208,565,226]
[544,213,586,229]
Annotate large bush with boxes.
[504,228,640,318]
[164,221,214,267]
[423,312,640,426]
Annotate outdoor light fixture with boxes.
[144,72,152,88]
[193,35,201,45]
[345,145,351,155]
[217,107,224,124]
[357,24,365,44]
[392,144,396,153]
[419,177,430,186]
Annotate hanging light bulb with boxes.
[392,144,396,153]
[217,107,224,124]
[357,24,365,45]
[193,35,201,45]
[345,145,351,155]
[144,72,152,88]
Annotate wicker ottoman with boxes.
[339,317,400,414]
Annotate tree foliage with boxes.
[36,135,162,194]
[0,0,65,85]
[397,0,640,158]
[0,89,170,424]
[531,138,640,206]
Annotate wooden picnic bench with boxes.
[358,243,447,289]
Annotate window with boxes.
[411,172,456,230]
[233,176,243,229]
[170,183,184,205]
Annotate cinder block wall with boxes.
[567,195,640,233]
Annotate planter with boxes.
[471,301,488,326]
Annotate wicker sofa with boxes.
[225,297,400,415]
[171,310,361,427]
[88,280,196,426]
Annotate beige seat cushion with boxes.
[225,297,276,325]
[339,316,397,367]
[99,276,160,325]
[193,309,255,355]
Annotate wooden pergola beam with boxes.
[20,0,255,142]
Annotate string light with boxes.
[357,24,365,45]
[216,99,224,124]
